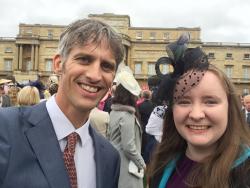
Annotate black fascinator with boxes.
[155,33,209,105]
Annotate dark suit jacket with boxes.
[1,95,11,107]
[241,108,250,126]
[0,102,120,188]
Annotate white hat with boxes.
[116,71,141,96]
[0,79,12,85]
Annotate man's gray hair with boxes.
[58,19,124,67]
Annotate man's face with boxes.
[54,41,116,117]
[244,95,250,112]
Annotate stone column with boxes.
[14,45,19,70]
[31,44,34,70]
[35,45,39,70]
[18,45,23,70]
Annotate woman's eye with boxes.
[205,99,218,105]
[176,100,190,105]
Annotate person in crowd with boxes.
[243,94,250,126]
[240,93,248,110]
[29,75,46,100]
[0,79,12,107]
[148,34,250,188]
[108,71,146,188]
[103,83,116,113]
[138,90,154,164]
[146,103,167,143]
[17,86,40,106]
[0,18,124,188]
[48,82,59,96]
[136,90,145,106]
[89,107,110,138]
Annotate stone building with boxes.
[0,13,249,94]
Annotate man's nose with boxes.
[85,61,102,81]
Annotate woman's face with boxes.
[173,70,228,158]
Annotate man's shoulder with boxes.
[90,127,119,155]
[0,102,47,126]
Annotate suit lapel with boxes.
[89,126,106,188]
[24,102,70,188]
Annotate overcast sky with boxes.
[1,0,250,43]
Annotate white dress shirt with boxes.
[46,96,96,188]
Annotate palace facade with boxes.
[0,13,249,94]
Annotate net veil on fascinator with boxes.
[155,33,209,104]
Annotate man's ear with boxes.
[53,54,63,75]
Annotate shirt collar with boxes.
[46,95,91,145]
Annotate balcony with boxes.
[0,70,13,76]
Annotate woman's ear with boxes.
[53,54,63,75]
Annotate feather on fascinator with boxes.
[155,33,209,104]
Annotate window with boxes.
[148,62,156,75]
[4,59,12,71]
[225,65,233,78]
[5,47,12,53]
[243,66,250,79]
[150,32,156,40]
[26,61,32,71]
[136,32,142,40]
[48,30,53,39]
[26,29,32,34]
[161,64,169,74]
[208,53,215,59]
[244,53,250,59]
[163,32,169,41]
[45,59,53,71]
[134,62,142,74]
[243,88,249,95]
[226,53,232,59]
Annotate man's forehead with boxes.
[244,95,250,102]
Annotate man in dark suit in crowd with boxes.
[0,18,124,188]
[138,90,154,164]
[244,94,250,126]
[0,79,11,107]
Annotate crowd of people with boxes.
[0,74,59,107]
[0,18,249,188]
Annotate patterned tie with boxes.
[63,132,78,188]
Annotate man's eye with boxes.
[102,62,115,72]
[75,56,91,64]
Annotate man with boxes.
[0,19,124,188]
[137,90,154,164]
[243,94,250,126]
[0,79,12,107]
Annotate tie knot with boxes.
[66,132,78,154]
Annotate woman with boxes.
[17,86,40,106]
[147,34,250,188]
[108,71,146,188]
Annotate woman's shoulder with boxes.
[231,157,250,187]
[111,104,136,114]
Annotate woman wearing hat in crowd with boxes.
[147,34,250,188]
[0,79,12,107]
[108,71,146,188]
